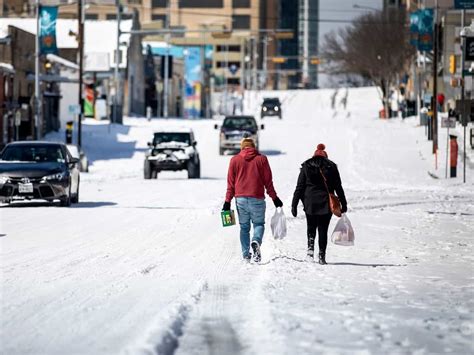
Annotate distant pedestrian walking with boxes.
[291,144,347,264]
[223,138,283,262]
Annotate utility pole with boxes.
[262,35,268,90]
[432,0,439,163]
[113,0,121,125]
[34,0,41,139]
[460,9,466,183]
[163,0,171,118]
[302,0,309,88]
[77,0,84,148]
[252,36,258,90]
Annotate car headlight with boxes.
[262,107,267,111]
[0,176,10,184]
[41,172,68,182]
[274,106,279,111]
[220,132,225,140]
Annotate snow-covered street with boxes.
[1,88,473,354]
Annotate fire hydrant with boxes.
[450,134,458,178]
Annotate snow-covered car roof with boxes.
[153,127,193,134]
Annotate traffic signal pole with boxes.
[77,0,84,148]
[432,0,439,165]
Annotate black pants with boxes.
[305,213,332,254]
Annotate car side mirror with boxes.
[260,124,265,130]
[147,142,153,147]
[69,157,79,167]
[214,124,219,130]
[193,141,198,147]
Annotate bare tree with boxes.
[322,9,414,116]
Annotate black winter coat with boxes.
[292,156,347,215]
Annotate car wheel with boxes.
[219,147,225,156]
[60,186,72,207]
[188,161,200,179]
[144,161,152,179]
[71,183,79,204]
[151,169,158,179]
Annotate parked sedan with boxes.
[0,142,80,206]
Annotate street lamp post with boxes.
[35,0,41,139]
[77,0,84,147]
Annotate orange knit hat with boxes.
[314,143,328,158]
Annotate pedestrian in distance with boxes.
[223,138,283,263]
[291,144,347,265]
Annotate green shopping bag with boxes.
[221,210,236,227]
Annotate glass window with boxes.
[216,45,241,52]
[1,145,66,163]
[232,15,250,29]
[222,117,256,130]
[85,14,98,20]
[152,14,167,22]
[232,0,250,8]
[153,133,191,145]
[152,0,167,7]
[180,0,223,8]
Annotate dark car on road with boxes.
[261,97,282,119]
[215,115,264,155]
[144,129,201,179]
[0,142,80,206]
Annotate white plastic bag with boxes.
[331,214,355,246]
[271,207,287,239]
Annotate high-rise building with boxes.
[276,0,319,89]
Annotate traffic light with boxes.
[44,60,52,72]
[449,54,456,74]
[272,57,286,64]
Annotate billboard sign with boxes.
[455,0,474,9]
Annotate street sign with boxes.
[465,37,474,61]
[455,0,474,9]
[441,116,456,128]
[15,111,21,126]
[68,104,80,115]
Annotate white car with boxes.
[144,129,201,179]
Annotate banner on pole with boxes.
[409,11,420,47]
[184,47,202,119]
[409,9,433,51]
[39,6,58,55]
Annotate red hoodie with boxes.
[225,148,278,202]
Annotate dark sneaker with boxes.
[318,253,327,265]
[243,253,252,262]
[251,241,261,263]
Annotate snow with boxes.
[1,87,473,355]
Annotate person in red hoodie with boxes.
[223,138,283,262]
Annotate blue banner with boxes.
[39,6,58,55]
[409,11,420,46]
[184,47,202,119]
[417,9,434,52]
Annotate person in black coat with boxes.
[291,144,347,264]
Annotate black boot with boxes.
[318,252,327,265]
[307,233,315,258]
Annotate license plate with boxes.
[19,183,33,194]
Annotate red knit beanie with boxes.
[314,143,328,158]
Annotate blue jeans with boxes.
[236,197,266,258]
